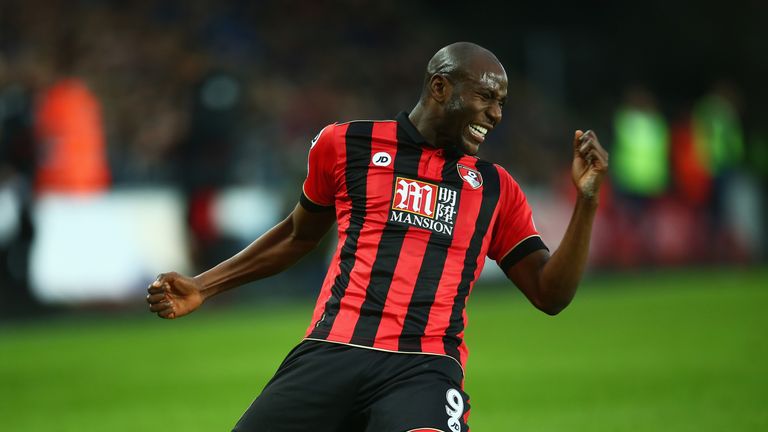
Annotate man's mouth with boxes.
[468,124,488,142]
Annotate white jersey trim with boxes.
[302,337,465,376]
[405,429,447,432]
[336,119,397,125]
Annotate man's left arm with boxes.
[505,130,609,315]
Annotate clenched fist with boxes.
[572,130,609,200]
[146,272,205,319]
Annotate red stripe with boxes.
[455,162,500,366]
[305,123,350,334]
[327,121,398,342]
[417,149,432,179]
[373,231,430,346]
[420,157,482,355]
[457,219,496,365]
[306,244,341,332]
[373,149,446,347]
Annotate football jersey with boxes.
[300,112,546,368]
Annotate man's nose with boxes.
[487,102,502,125]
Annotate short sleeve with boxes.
[487,167,548,270]
[300,124,337,211]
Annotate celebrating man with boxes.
[147,41,608,431]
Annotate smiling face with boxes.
[437,59,508,155]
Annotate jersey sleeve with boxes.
[300,124,337,212]
[487,166,548,270]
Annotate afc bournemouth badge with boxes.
[457,164,483,189]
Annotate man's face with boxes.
[438,64,508,156]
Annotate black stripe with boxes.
[498,236,548,271]
[299,192,334,213]
[443,161,501,361]
[310,121,373,339]
[349,126,422,345]
[396,111,427,145]
[398,154,462,352]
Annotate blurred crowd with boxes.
[1,0,766,310]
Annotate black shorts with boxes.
[233,340,471,432]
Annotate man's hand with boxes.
[146,272,205,319]
[572,130,609,200]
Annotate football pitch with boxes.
[1,268,766,431]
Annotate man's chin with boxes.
[459,140,480,156]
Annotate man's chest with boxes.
[336,143,493,242]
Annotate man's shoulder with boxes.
[315,118,397,140]
[463,156,508,177]
[335,118,397,126]
[470,159,526,193]
[312,118,398,149]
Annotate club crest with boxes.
[457,164,483,189]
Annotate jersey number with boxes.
[445,388,463,432]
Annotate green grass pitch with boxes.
[1,268,766,431]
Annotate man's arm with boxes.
[147,203,336,319]
[504,130,608,315]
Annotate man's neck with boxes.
[408,104,439,148]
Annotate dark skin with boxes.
[148,42,609,318]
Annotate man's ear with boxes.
[429,74,453,104]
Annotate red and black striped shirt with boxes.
[300,112,546,369]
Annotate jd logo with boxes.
[372,151,392,167]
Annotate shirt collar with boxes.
[396,111,428,146]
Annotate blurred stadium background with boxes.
[1,0,766,430]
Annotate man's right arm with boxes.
[147,203,335,319]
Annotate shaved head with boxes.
[410,42,508,155]
[421,42,504,99]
